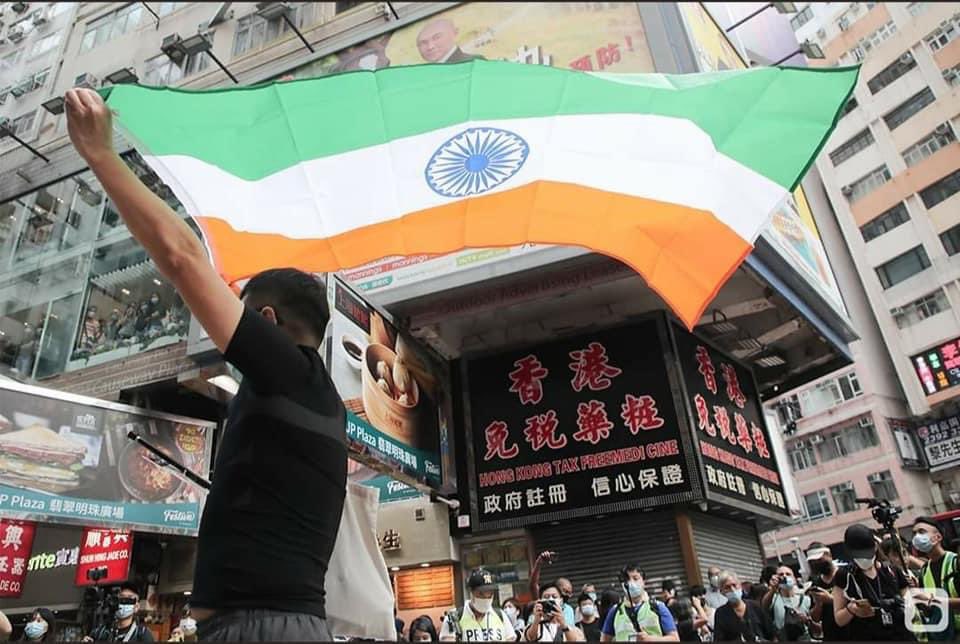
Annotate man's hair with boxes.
[240,269,329,344]
[718,570,738,589]
[577,593,594,606]
[689,584,706,598]
[119,582,140,597]
[913,515,944,534]
[540,584,560,598]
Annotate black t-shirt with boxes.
[713,600,774,642]
[191,306,347,618]
[833,564,913,641]
[577,619,602,642]
[812,574,844,641]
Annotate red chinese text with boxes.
[569,342,622,392]
[694,394,716,437]
[695,346,717,395]
[483,421,519,461]
[573,400,614,445]
[721,363,747,409]
[569,55,593,71]
[751,422,770,459]
[524,410,567,451]
[714,406,735,446]
[508,354,549,406]
[621,394,665,434]
[734,413,753,454]
[596,43,621,70]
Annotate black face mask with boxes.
[811,560,832,575]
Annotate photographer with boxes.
[832,524,914,641]
[440,568,512,642]
[83,584,154,642]
[527,584,585,642]
[761,565,815,641]
[805,543,845,641]
[601,563,678,641]
[912,516,960,640]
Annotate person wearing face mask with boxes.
[805,542,845,642]
[21,608,55,642]
[913,516,960,640]
[577,593,603,642]
[409,616,439,642]
[601,564,678,642]
[761,565,814,641]
[178,611,198,643]
[712,571,775,642]
[527,585,586,642]
[659,580,678,609]
[832,523,914,641]
[84,584,155,642]
[703,567,726,612]
[502,598,526,641]
[440,568,511,642]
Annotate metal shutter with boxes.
[530,510,687,595]
[690,511,763,586]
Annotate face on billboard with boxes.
[416,18,459,63]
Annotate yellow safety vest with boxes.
[613,601,663,641]
[457,605,509,642]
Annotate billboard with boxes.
[465,317,701,530]
[916,415,960,473]
[672,324,790,518]
[0,520,36,599]
[0,381,214,535]
[0,523,85,615]
[75,528,132,587]
[329,277,446,489]
[912,337,960,396]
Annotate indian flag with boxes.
[103,60,857,329]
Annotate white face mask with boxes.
[179,618,197,634]
[581,604,596,618]
[116,604,136,620]
[505,606,518,619]
[472,597,493,613]
[854,557,876,571]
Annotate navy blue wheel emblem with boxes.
[425,127,530,198]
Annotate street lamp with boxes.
[104,67,139,85]
[256,2,314,53]
[0,117,50,163]
[161,31,238,84]
[726,2,797,32]
[772,40,825,66]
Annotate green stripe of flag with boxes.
[104,59,858,187]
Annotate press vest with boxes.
[456,605,508,642]
[613,601,663,641]
[921,551,960,631]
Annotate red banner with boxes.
[0,519,37,598]
[75,528,132,587]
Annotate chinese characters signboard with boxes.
[916,415,960,472]
[466,319,699,530]
[75,528,132,586]
[0,520,36,598]
[912,338,960,396]
[672,325,789,518]
[0,381,214,535]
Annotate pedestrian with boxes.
[409,615,439,642]
[529,552,578,626]
[526,584,585,641]
[912,515,960,640]
[67,87,346,642]
[660,579,678,608]
[712,571,775,642]
[668,598,706,642]
[582,584,598,603]
[396,609,406,641]
[805,542,845,642]
[576,592,603,642]
[21,608,55,642]
[440,568,512,642]
[601,563,678,641]
[703,567,726,611]
[687,587,710,640]
[762,564,815,640]
[598,590,621,628]
[84,584,154,641]
[502,598,526,641]
[832,523,914,641]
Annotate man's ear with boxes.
[259,306,279,325]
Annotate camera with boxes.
[87,567,108,583]
[538,600,559,615]
[855,497,903,531]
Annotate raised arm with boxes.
[65,88,242,354]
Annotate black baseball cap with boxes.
[844,524,877,559]
[468,568,496,592]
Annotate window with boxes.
[80,4,143,53]
[30,31,62,58]
[49,2,75,18]
[903,126,956,167]
[156,2,188,17]
[920,168,960,209]
[848,21,897,61]
[884,88,936,130]
[892,289,951,328]
[31,68,50,91]
[335,1,364,12]
[830,129,875,166]
[142,43,211,86]
[830,482,858,514]
[838,371,862,400]
[861,203,910,242]
[803,490,832,521]
[789,442,817,472]
[944,65,960,88]
[908,2,931,18]
[10,110,35,137]
[925,13,960,52]
[840,96,859,118]
[876,246,931,289]
[1,49,23,70]
[797,372,862,416]
[818,417,879,462]
[941,223,960,256]
[845,165,891,202]
[232,3,320,57]
[868,470,899,501]
[867,53,917,94]
[791,6,814,30]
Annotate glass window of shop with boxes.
[460,539,531,604]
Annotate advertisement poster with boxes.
[0,519,35,598]
[678,2,846,317]
[360,474,423,504]
[916,415,960,472]
[0,524,84,616]
[329,277,445,488]
[75,528,132,587]
[912,337,960,396]
[0,382,214,534]
[466,318,700,530]
[672,324,789,518]
[286,2,655,295]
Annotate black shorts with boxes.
[196,609,332,641]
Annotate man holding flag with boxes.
[64,87,348,641]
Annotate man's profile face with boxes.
[417,20,457,62]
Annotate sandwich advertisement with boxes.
[0,381,214,535]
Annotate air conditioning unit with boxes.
[900,52,914,65]
[809,434,825,445]
[31,7,48,26]
[7,25,24,42]
[9,78,30,97]
[161,33,185,63]
[841,184,855,196]
[0,117,11,132]
[73,72,99,89]
[11,2,28,15]
[936,123,952,136]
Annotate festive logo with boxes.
[425,127,529,198]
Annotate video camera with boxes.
[855,497,903,531]
[81,568,121,635]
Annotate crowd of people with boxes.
[73,295,188,359]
